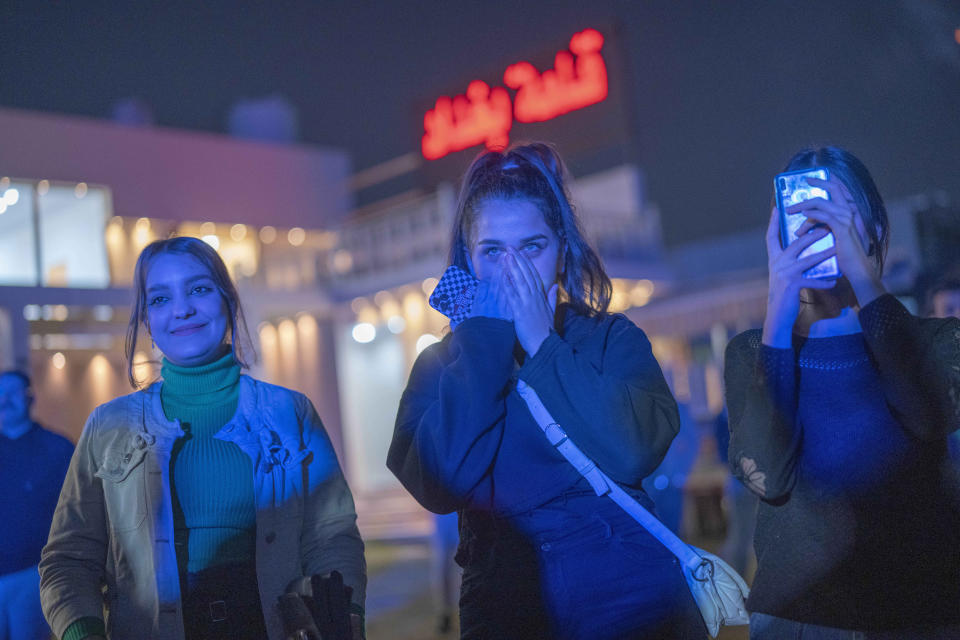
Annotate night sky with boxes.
[3,0,960,246]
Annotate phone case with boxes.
[428,265,479,323]
[775,168,840,279]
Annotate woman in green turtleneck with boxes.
[40,237,366,640]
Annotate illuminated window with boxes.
[37,183,111,287]
[0,181,38,285]
[0,180,111,288]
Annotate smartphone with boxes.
[775,168,839,279]
[428,265,479,324]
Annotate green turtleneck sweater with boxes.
[161,350,256,575]
[62,351,257,640]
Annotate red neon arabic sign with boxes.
[422,28,608,161]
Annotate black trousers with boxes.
[181,563,269,640]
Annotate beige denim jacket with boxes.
[39,376,366,640]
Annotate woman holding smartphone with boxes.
[388,143,704,639]
[725,146,960,638]
[39,237,366,640]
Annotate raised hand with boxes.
[468,270,513,322]
[502,247,558,356]
[762,206,837,347]
[790,176,885,307]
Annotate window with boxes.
[38,183,111,288]
[0,180,111,288]
[0,181,38,285]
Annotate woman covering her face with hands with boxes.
[389,143,705,639]
[39,237,365,640]
[724,146,960,639]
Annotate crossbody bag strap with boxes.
[516,380,703,568]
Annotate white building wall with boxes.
[0,107,352,228]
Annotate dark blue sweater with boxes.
[389,306,680,519]
[725,295,960,630]
[0,423,73,575]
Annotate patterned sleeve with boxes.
[724,330,802,501]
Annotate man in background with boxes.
[0,371,73,640]
[929,275,960,321]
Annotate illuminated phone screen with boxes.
[776,169,839,279]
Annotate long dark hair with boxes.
[124,237,255,388]
[449,142,612,316]
[782,146,890,274]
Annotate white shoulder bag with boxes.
[516,380,750,638]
